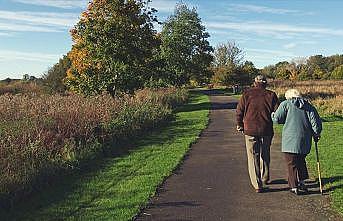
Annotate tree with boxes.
[212,42,255,86]
[43,55,71,93]
[65,0,159,95]
[160,3,213,86]
[274,61,291,79]
[213,41,244,67]
[261,65,276,79]
[331,65,343,79]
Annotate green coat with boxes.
[272,98,322,154]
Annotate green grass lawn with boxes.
[0,91,210,221]
[275,120,343,215]
[306,120,343,215]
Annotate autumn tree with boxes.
[213,41,244,67]
[65,0,159,95]
[160,3,213,86]
[211,41,255,86]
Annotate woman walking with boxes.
[272,89,322,195]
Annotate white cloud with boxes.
[283,43,297,49]
[0,50,60,62]
[206,21,343,38]
[150,0,177,13]
[245,48,297,68]
[0,32,11,36]
[12,0,88,9]
[0,22,63,32]
[0,10,79,27]
[229,3,301,14]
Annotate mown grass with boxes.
[306,120,343,215]
[0,91,210,221]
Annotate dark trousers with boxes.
[284,153,309,188]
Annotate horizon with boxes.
[1,0,343,80]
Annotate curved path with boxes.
[136,91,341,221]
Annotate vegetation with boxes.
[0,78,45,95]
[261,54,343,80]
[211,41,258,86]
[0,88,187,204]
[42,55,71,93]
[160,3,213,86]
[270,80,343,117]
[0,91,210,221]
[65,0,159,95]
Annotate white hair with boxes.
[285,89,301,100]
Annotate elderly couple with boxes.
[236,75,322,195]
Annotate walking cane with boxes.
[314,140,323,195]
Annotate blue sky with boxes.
[1,0,343,79]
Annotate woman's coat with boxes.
[272,97,322,154]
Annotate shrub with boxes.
[0,88,188,203]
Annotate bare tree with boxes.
[213,41,245,68]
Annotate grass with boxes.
[0,90,210,221]
[306,120,343,215]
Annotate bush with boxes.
[0,88,188,203]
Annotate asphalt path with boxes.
[136,91,341,221]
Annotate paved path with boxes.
[136,92,341,221]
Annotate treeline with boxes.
[261,54,343,80]
[43,1,259,95]
[63,1,213,96]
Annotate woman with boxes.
[272,89,322,195]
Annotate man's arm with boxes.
[236,94,245,129]
[272,92,280,112]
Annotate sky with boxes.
[1,0,343,79]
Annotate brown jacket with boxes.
[236,84,279,136]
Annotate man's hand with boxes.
[313,134,321,142]
[236,125,244,133]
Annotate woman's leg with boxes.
[284,153,298,188]
[296,154,309,182]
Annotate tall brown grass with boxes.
[269,80,343,116]
[0,88,188,202]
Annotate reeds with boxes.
[0,88,188,200]
[270,80,343,116]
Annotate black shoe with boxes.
[263,180,271,185]
[298,183,308,193]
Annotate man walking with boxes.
[236,75,279,192]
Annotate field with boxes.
[0,91,210,220]
[0,88,188,205]
[270,80,343,215]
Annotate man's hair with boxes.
[285,89,301,99]
[254,75,267,84]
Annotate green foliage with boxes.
[160,3,213,86]
[43,55,71,93]
[66,0,159,95]
[211,42,257,86]
[264,54,343,80]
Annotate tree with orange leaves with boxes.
[66,0,159,96]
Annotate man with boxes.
[236,75,279,193]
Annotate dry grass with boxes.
[0,88,188,201]
[269,80,343,116]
